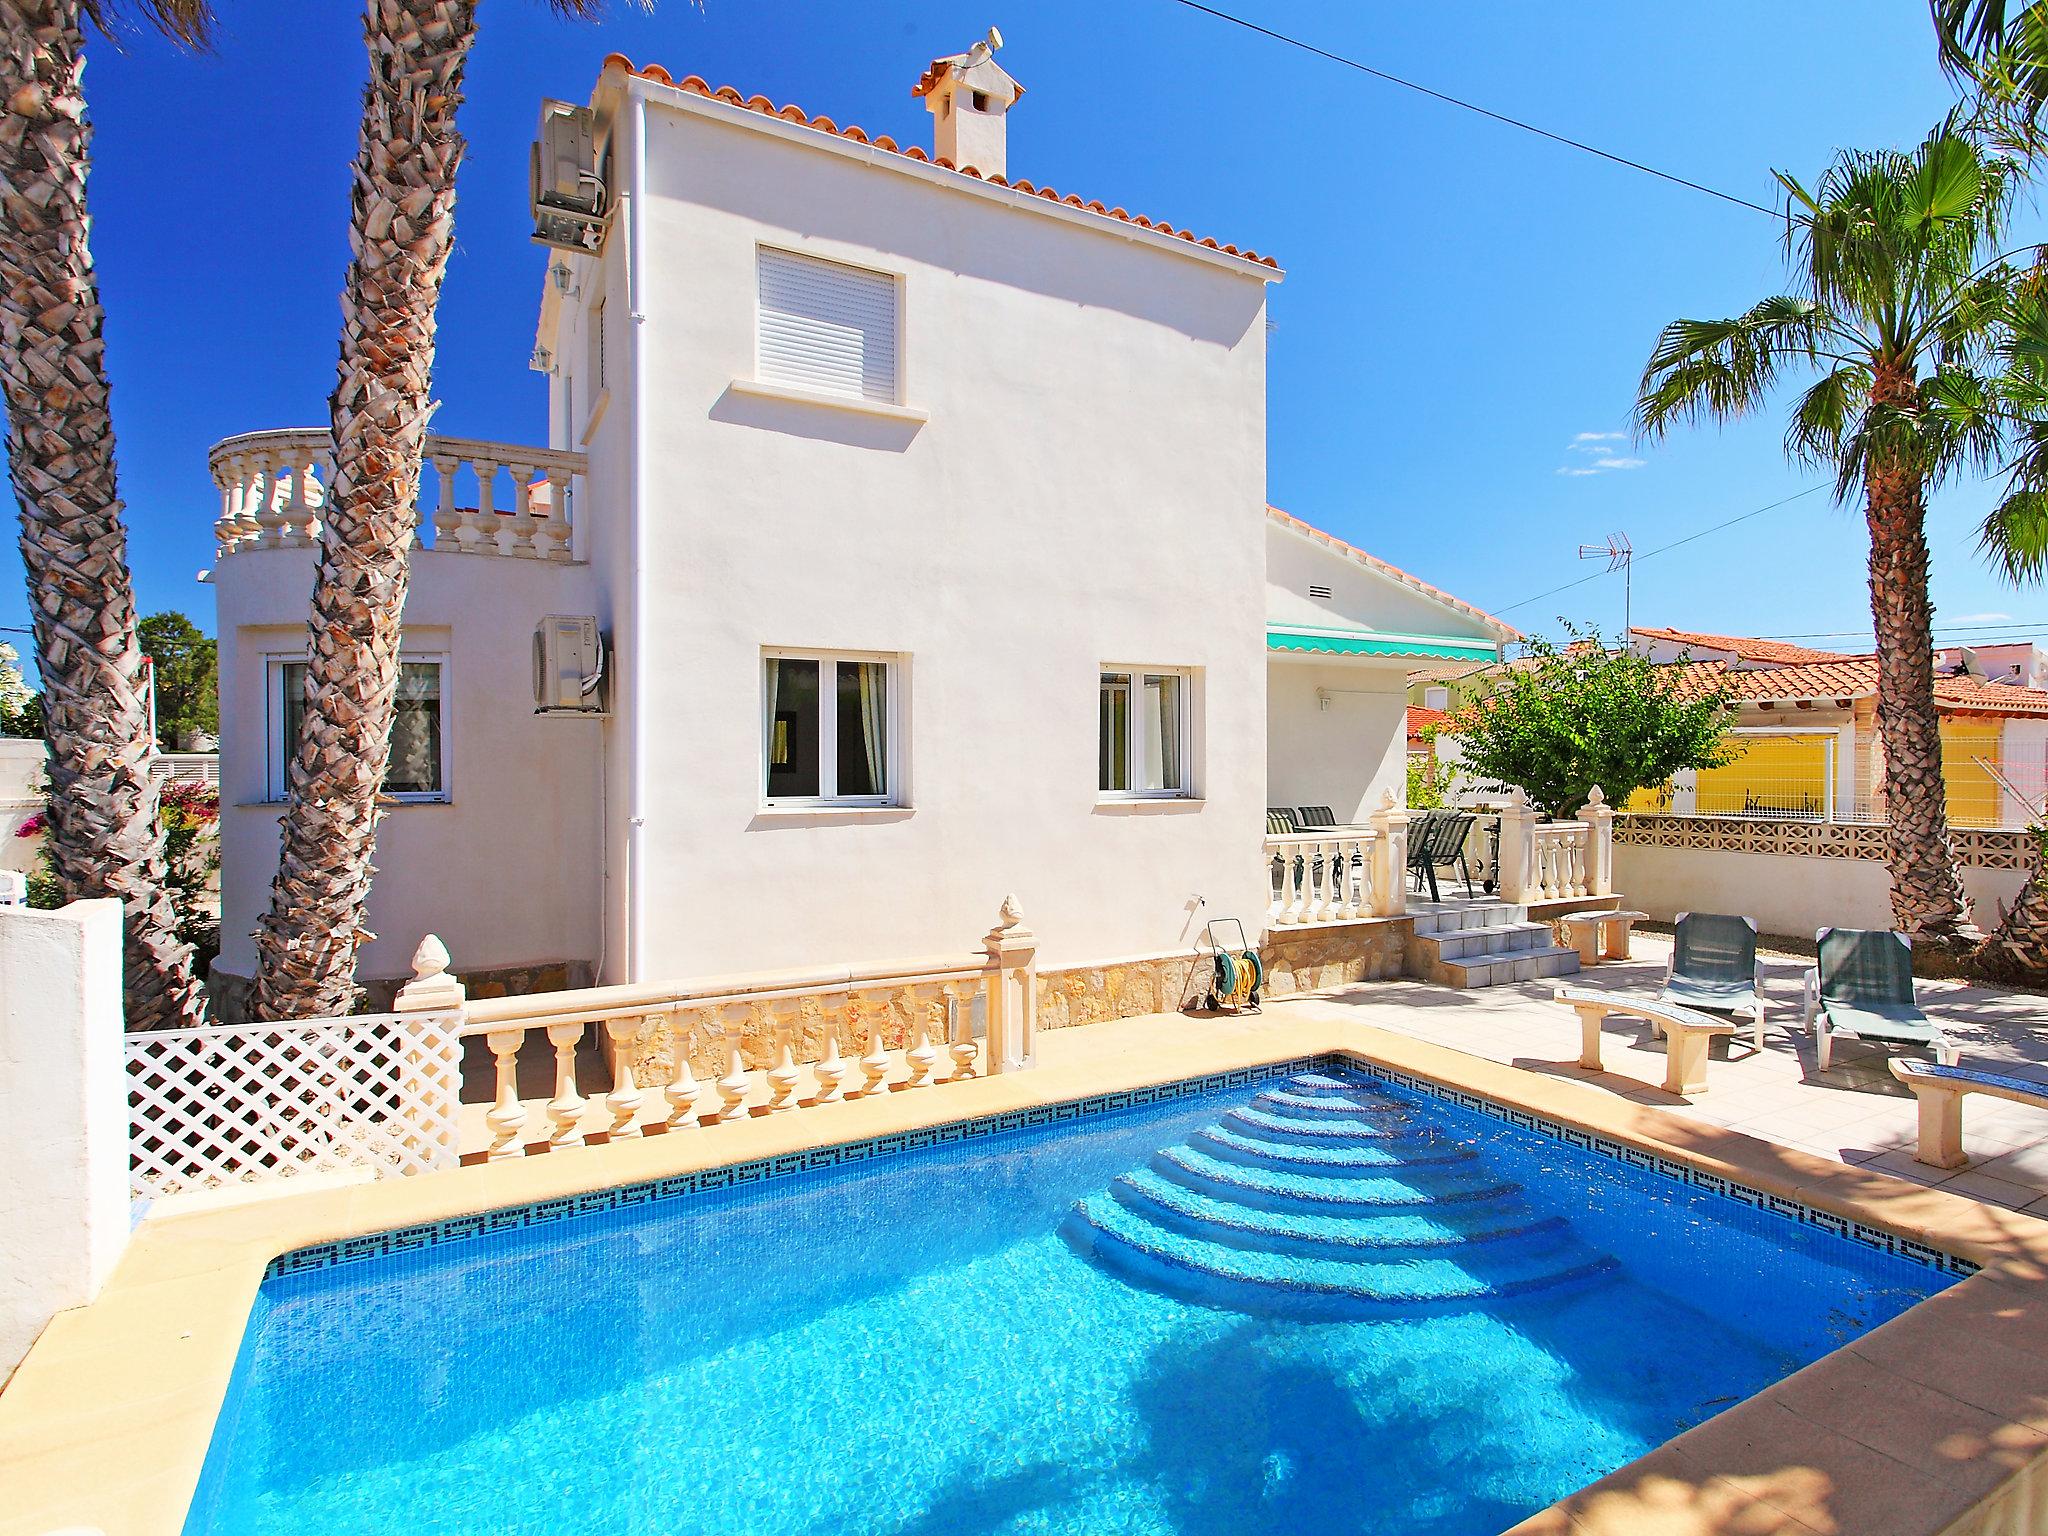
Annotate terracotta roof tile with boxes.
[600,56,1278,270]
[1406,704,1448,744]
[1265,506,1521,642]
[1631,625,1854,665]
[1662,654,2048,717]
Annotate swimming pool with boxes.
[185,1058,1963,1536]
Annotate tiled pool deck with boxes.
[7,978,2048,1536]
[1273,931,2048,1210]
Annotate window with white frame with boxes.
[756,247,900,404]
[268,655,449,802]
[763,651,899,804]
[1100,668,1191,797]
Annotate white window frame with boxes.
[265,651,452,805]
[761,647,904,809]
[1099,665,1195,801]
[754,245,906,407]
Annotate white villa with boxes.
[208,42,1524,1011]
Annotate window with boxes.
[757,248,900,404]
[764,651,898,804]
[1100,669,1190,797]
[268,656,448,803]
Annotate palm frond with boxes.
[80,0,215,47]
[1784,365,1869,470]
[1981,487,2048,579]
[1637,297,1835,439]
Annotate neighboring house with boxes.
[208,43,1507,1002]
[1627,626,2048,826]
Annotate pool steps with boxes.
[1064,1072,1617,1314]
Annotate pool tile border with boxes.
[264,1050,1973,1285]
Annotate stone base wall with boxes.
[1260,918,1411,995]
[1037,954,1207,1032]
[207,958,595,1024]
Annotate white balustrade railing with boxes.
[1266,831,1379,925]
[454,898,1040,1161]
[1529,823,1591,900]
[209,428,587,563]
[125,1008,463,1202]
[1494,786,1616,904]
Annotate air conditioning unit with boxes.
[530,100,610,253]
[534,615,606,714]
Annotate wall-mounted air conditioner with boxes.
[534,615,607,715]
[530,100,610,254]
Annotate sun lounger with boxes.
[1659,911,1766,1052]
[1801,927,1956,1074]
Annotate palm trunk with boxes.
[1974,832,2048,980]
[1863,388,1969,940]
[251,0,476,1020]
[0,0,203,1028]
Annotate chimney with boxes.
[912,27,1024,178]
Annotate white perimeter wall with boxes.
[1614,842,2028,938]
[1266,658,1409,822]
[621,97,1273,973]
[214,547,605,982]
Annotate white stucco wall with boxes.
[604,87,1273,974]
[0,899,124,1379]
[1266,657,1410,822]
[214,546,605,983]
[1612,841,2027,938]
[0,737,42,873]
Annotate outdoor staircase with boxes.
[1407,899,1582,990]
[1061,1071,1616,1316]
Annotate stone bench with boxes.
[1890,1059,2048,1170]
[1554,986,1736,1097]
[1558,909,1649,966]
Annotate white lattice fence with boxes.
[125,1010,462,1202]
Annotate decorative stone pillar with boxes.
[1582,786,1615,897]
[1368,790,1410,917]
[395,934,466,1014]
[983,896,1039,1074]
[1496,788,1539,904]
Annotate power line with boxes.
[1160,0,1782,218]
[1494,485,1831,619]
[1757,620,2048,640]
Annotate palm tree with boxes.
[1638,122,2031,947]
[252,0,620,1020]
[0,0,213,1029]
[1935,2,2048,128]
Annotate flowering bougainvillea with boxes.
[21,778,221,968]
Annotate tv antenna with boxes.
[1577,531,1633,639]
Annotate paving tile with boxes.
[1938,1169,2044,1211]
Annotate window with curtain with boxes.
[269,656,447,802]
[1100,668,1190,797]
[764,651,896,804]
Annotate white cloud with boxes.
[1947,611,2014,625]
[1557,433,1645,477]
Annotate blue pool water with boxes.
[186,1062,1957,1536]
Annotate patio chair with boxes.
[1801,927,1958,1074]
[1296,805,1340,829]
[1266,808,1301,835]
[1660,912,1766,1053]
[1406,809,1477,902]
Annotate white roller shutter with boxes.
[757,248,899,403]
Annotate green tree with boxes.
[0,639,40,737]
[138,610,216,751]
[1636,120,2048,947]
[1451,629,1732,820]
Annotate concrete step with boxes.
[1430,944,1582,990]
[1408,901,1527,937]
[1412,921,1557,963]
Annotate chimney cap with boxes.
[913,28,1024,105]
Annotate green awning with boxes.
[1267,627,1498,661]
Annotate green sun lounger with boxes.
[1660,911,1766,1052]
[1800,927,1957,1074]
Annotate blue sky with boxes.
[3,0,2037,660]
